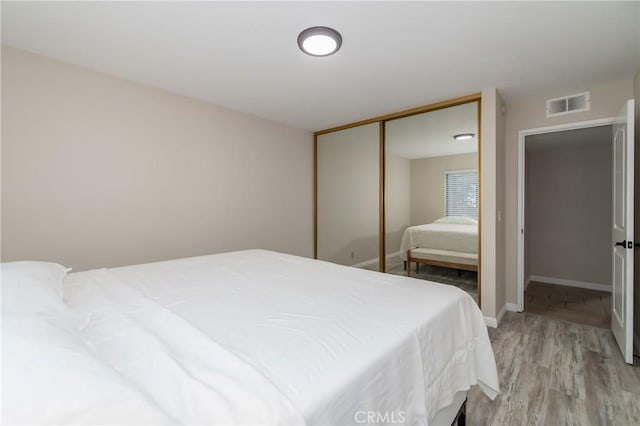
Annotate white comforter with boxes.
[400,223,478,260]
[64,250,498,425]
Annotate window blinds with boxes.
[445,170,478,218]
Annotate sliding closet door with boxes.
[317,123,379,269]
[384,101,481,304]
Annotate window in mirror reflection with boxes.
[445,169,478,218]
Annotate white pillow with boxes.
[434,216,478,225]
[2,312,172,425]
[1,261,69,314]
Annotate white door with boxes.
[612,99,635,364]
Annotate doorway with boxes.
[522,125,613,328]
[516,117,617,311]
[518,101,635,363]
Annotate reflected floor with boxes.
[361,255,478,302]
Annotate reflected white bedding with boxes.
[400,223,478,261]
[64,249,498,425]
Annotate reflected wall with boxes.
[317,123,379,268]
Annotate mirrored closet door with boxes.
[316,123,380,270]
[314,93,481,305]
[384,101,480,303]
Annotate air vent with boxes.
[546,92,590,117]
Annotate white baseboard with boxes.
[505,303,520,312]
[496,304,507,325]
[529,275,611,293]
[352,251,402,269]
[484,316,498,328]
[485,303,521,328]
[386,251,402,260]
[525,276,531,291]
[352,257,378,268]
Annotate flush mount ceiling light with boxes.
[453,133,475,141]
[297,26,342,57]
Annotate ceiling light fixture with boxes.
[453,133,475,141]
[297,26,342,57]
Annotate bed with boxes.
[2,249,498,425]
[399,217,478,275]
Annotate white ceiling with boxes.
[386,101,477,159]
[2,2,638,132]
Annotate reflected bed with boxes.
[399,217,478,275]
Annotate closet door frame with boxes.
[314,92,482,306]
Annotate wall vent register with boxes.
[546,91,590,117]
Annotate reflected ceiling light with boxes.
[297,26,342,57]
[453,133,475,141]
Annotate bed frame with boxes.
[406,249,477,277]
[453,399,467,426]
[433,392,467,426]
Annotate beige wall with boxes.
[1,46,313,271]
[480,88,504,320]
[410,152,477,226]
[385,154,411,255]
[525,133,612,286]
[317,123,379,266]
[504,78,634,305]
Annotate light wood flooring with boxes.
[467,312,640,425]
[525,282,611,329]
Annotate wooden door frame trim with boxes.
[314,93,482,136]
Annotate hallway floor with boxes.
[524,282,611,329]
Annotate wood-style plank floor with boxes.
[525,282,611,329]
[467,312,640,425]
